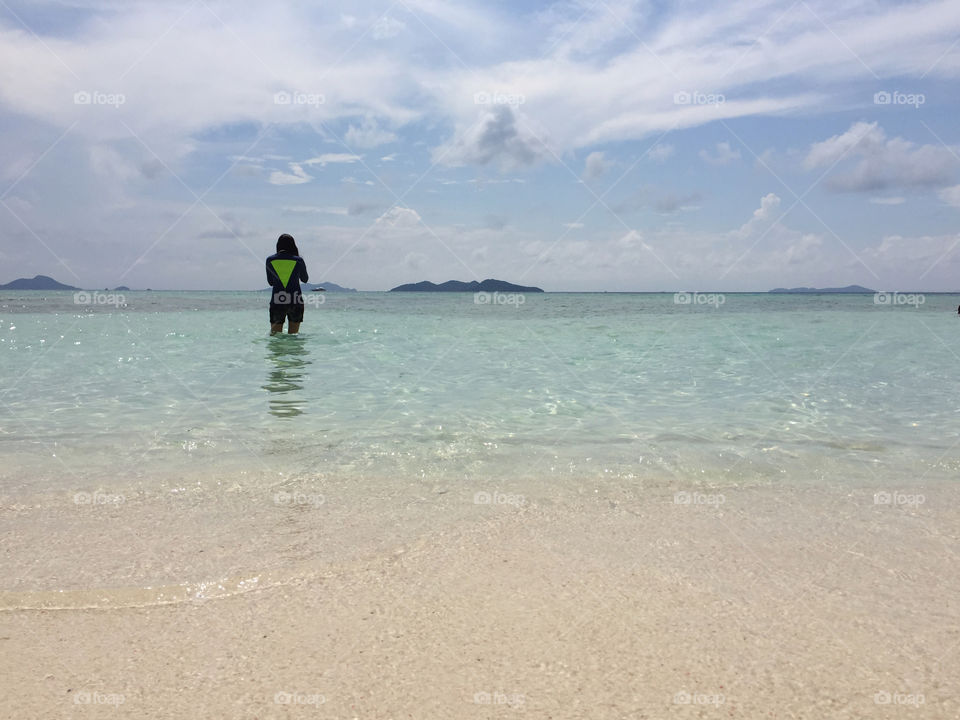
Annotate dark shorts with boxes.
[270,302,304,324]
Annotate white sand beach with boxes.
[3,480,958,719]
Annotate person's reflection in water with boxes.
[263,335,311,418]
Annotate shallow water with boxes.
[2,291,959,496]
[2,290,959,604]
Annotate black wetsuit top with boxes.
[266,251,309,304]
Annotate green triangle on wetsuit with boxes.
[271,259,298,288]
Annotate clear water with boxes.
[2,291,959,497]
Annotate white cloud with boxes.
[583,151,612,179]
[860,232,960,281]
[269,163,311,185]
[372,16,405,39]
[88,144,142,184]
[404,251,427,269]
[869,197,906,205]
[736,193,782,237]
[303,153,362,166]
[1,0,958,166]
[617,229,646,249]
[785,233,823,265]
[938,185,960,207]
[754,148,776,170]
[428,0,960,158]
[804,121,959,192]
[434,106,548,170]
[699,141,741,165]
[647,144,674,163]
[267,151,368,184]
[346,117,398,149]
[643,193,830,284]
[804,121,886,170]
[376,206,422,227]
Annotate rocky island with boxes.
[390,279,544,293]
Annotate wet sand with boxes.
[2,481,959,718]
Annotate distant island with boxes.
[391,279,544,293]
[260,282,357,292]
[1,275,889,296]
[0,275,79,290]
[308,282,356,292]
[769,285,875,294]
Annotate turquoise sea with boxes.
[3,290,959,497]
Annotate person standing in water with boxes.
[266,233,309,335]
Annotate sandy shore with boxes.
[2,481,959,718]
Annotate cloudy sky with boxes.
[1,0,958,291]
